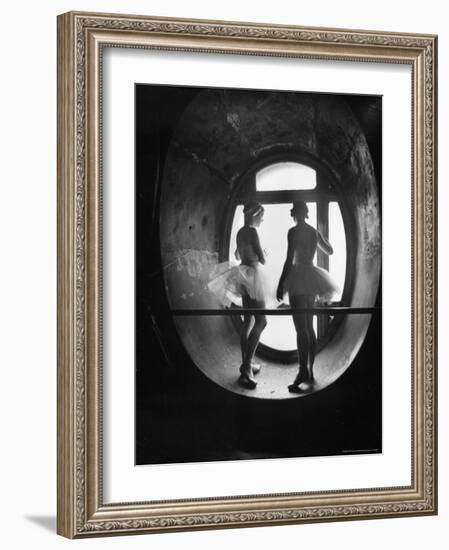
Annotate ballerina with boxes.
[276,200,339,393]
[208,201,273,389]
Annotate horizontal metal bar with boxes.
[170,307,378,316]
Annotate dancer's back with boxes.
[290,222,317,265]
[237,226,263,266]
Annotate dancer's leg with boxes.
[240,296,266,389]
[306,296,317,381]
[240,292,254,364]
[289,295,310,391]
[244,308,267,366]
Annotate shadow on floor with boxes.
[25,515,56,533]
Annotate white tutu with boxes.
[208,261,277,308]
[286,262,340,302]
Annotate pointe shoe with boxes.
[251,362,261,375]
[288,370,309,393]
[288,382,304,393]
[239,364,257,389]
[294,370,310,385]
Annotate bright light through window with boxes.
[329,202,346,301]
[256,162,316,191]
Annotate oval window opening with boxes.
[228,163,347,356]
[157,90,381,401]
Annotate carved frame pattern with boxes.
[57,11,437,538]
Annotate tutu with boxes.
[286,261,340,302]
[208,261,277,308]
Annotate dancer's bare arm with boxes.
[317,230,333,255]
[250,228,266,264]
[277,229,295,301]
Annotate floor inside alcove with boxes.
[204,352,326,399]
[177,315,342,400]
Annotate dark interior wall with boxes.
[135,84,382,464]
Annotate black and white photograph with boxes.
[135,84,382,465]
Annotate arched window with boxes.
[226,160,348,360]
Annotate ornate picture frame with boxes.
[57,11,437,538]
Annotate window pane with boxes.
[256,162,316,191]
[328,202,346,301]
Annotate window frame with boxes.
[221,152,356,363]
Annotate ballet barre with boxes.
[170,307,379,316]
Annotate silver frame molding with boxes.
[57,11,438,538]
